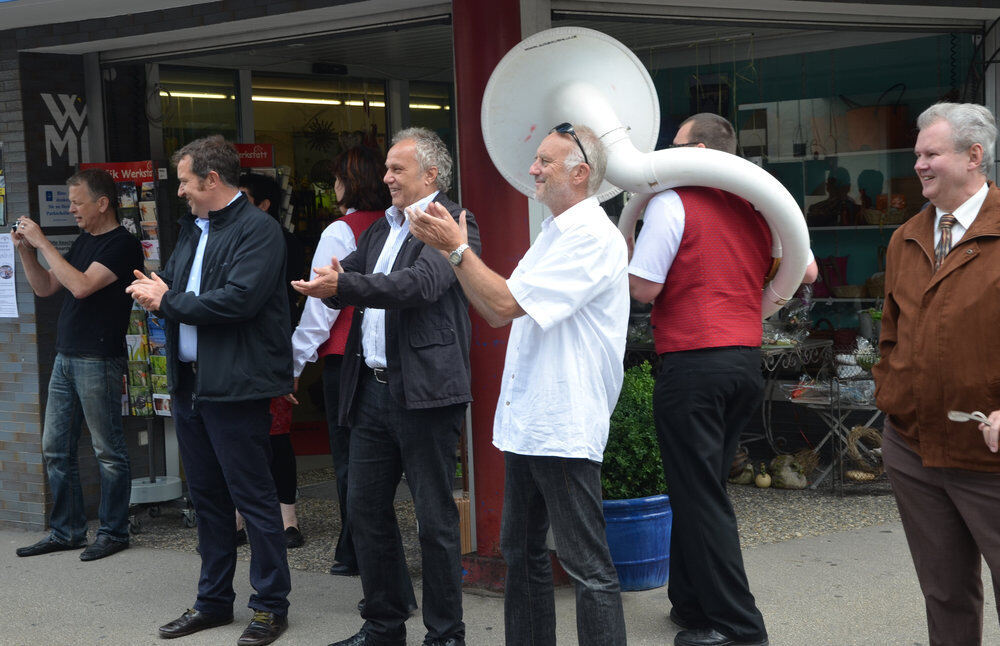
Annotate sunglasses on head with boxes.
[550,122,589,166]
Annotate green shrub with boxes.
[601,361,668,499]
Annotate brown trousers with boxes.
[883,421,1000,646]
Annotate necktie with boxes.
[934,214,957,271]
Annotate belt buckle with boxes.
[372,367,387,384]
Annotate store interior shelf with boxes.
[765,148,914,164]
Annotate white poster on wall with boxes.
[0,234,17,317]
[38,184,74,227]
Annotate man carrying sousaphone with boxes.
[629,113,774,646]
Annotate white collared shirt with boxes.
[492,197,630,462]
[178,192,241,362]
[290,210,358,377]
[361,191,439,369]
[935,181,988,248]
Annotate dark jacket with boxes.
[158,193,293,402]
[874,181,1000,471]
[324,193,481,424]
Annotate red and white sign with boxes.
[80,160,155,183]
[234,144,275,168]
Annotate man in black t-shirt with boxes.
[11,168,143,562]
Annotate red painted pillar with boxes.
[452,0,530,589]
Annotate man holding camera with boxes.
[12,168,142,562]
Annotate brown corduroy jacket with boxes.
[873,180,1000,471]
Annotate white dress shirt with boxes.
[492,197,630,463]
[177,192,241,362]
[361,191,438,369]
[936,181,988,248]
[290,211,359,377]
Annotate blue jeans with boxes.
[42,353,131,544]
[501,452,627,646]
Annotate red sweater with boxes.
[651,187,772,354]
[317,210,383,357]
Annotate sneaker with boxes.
[285,527,304,549]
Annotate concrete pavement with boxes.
[1,523,996,645]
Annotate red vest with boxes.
[317,210,383,357]
[651,187,772,354]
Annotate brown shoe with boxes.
[237,610,287,646]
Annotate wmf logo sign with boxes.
[41,93,88,167]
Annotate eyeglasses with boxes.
[668,141,703,149]
[550,122,589,166]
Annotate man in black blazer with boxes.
[293,127,480,646]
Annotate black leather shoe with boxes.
[16,536,86,557]
[235,528,248,546]
[158,608,234,639]
[79,534,129,561]
[329,561,359,576]
[670,608,710,630]
[329,629,405,646]
[674,628,769,646]
[237,610,287,646]
[423,638,465,646]
[285,527,304,549]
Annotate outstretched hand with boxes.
[127,269,169,311]
[291,257,344,298]
[408,202,467,253]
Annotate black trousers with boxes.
[654,347,767,642]
[348,372,464,642]
[173,366,291,617]
[322,354,355,567]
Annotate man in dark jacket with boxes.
[128,135,292,646]
[293,127,480,646]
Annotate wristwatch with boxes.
[448,243,470,266]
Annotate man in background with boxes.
[409,122,629,646]
[630,113,772,646]
[293,128,478,646]
[874,102,1000,646]
[129,136,291,646]
[13,168,142,562]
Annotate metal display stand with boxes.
[759,339,833,452]
[128,417,194,533]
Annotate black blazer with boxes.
[324,193,481,424]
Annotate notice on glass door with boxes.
[0,234,17,317]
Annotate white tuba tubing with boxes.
[555,82,809,318]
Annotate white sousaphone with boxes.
[481,27,809,318]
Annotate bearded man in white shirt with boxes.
[409,122,629,646]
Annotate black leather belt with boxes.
[370,367,388,384]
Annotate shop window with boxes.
[251,74,387,247]
[158,67,240,160]
[408,81,457,200]
[648,32,978,327]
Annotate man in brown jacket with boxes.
[873,102,1000,646]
